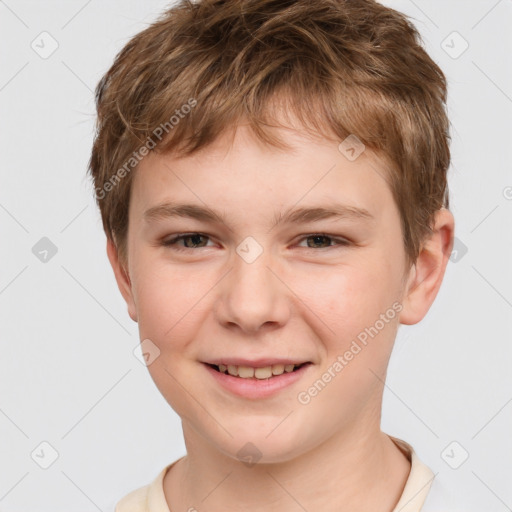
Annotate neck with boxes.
[164,424,411,512]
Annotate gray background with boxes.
[1,0,511,510]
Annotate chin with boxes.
[213,427,310,466]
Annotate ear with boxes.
[106,238,138,322]
[399,208,455,325]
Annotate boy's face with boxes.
[109,123,445,463]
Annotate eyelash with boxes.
[161,233,350,251]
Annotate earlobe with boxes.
[106,238,138,323]
[399,209,455,325]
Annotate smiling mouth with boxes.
[206,362,310,379]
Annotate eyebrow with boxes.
[143,201,373,229]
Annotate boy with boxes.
[88,0,455,510]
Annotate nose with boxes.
[214,246,291,335]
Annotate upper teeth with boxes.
[218,363,300,379]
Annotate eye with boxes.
[160,232,350,252]
[161,233,213,250]
[297,234,350,249]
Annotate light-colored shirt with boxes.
[115,436,453,511]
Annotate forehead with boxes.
[130,123,396,227]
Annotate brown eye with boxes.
[181,234,209,248]
[298,234,349,249]
[162,233,211,249]
[306,235,332,248]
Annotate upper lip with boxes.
[204,358,311,368]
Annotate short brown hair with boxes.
[88,0,451,268]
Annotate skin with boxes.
[107,121,454,512]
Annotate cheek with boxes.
[132,260,206,347]
[309,260,403,354]
[131,263,207,414]
[320,264,397,318]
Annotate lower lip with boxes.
[203,363,312,399]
